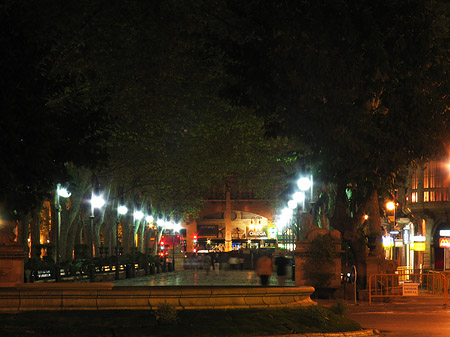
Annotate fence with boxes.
[368,271,449,305]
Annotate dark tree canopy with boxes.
[205,0,449,192]
[0,1,111,214]
[0,0,297,219]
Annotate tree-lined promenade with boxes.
[0,0,449,289]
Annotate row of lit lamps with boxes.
[276,176,312,231]
[55,184,181,261]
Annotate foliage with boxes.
[154,301,178,326]
[330,298,348,317]
[0,307,361,336]
[147,255,158,264]
[200,0,450,287]
[0,1,112,215]
[310,235,338,264]
[304,235,338,289]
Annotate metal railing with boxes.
[369,271,449,305]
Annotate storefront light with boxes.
[440,230,450,237]
[382,236,394,248]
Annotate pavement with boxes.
[112,268,296,287]
[318,297,450,337]
[112,270,450,336]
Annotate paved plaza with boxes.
[112,269,296,287]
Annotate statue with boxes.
[301,213,341,242]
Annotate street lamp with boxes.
[132,210,144,277]
[90,193,105,259]
[116,204,128,280]
[297,177,311,210]
[55,184,71,264]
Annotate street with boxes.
[344,297,450,337]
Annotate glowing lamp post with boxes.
[131,210,144,277]
[90,194,105,259]
[297,177,312,210]
[386,201,396,228]
[55,184,71,265]
[115,205,128,280]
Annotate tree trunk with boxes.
[367,189,383,257]
[30,208,41,259]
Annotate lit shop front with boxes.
[194,222,277,252]
[382,222,426,272]
[437,230,450,270]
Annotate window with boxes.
[421,161,449,202]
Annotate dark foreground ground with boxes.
[0,305,362,337]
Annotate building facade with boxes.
[183,184,279,253]
[400,160,450,271]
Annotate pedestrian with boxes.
[256,252,273,286]
[228,255,238,270]
[214,254,220,275]
[203,254,212,275]
[239,255,245,270]
[275,254,288,286]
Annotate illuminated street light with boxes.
[287,199,297,209]
[57,185,71,198]
[91,194,105,210]
[297,177,311,191]
[118,205,128,216]
[386,201,395,211]
[55,184,71,267]
[90,193,105,259]
[173,222,182,232]
[133,210,144,221]
[146,215,154,223]
[115,204,128,280]
[292,191,305,204]
[157,219,165,227]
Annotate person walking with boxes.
[203,254,212,275]
[275,254,288,286]
[214,254,220,275]
[256,252,273,286]
[228,254,238,270]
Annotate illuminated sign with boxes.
[439,238,450,248]
[403,229,410,244]
[268,227,277,239]
[413,235,426,242]
[440,230,450,237]
[382,236,394,248]
[394,239,403,247]
[411,242,425,251]
[248,230,267,238]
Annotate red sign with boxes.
[439,238,450,248]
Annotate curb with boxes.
[256,329,379,336]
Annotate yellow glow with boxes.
[382,236,394,247]
[207,239,211,244]
[386,201,395,211]
[411,242,425,251]
[364,214,369,220]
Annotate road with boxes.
[343,297,450,336]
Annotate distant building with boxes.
[397,160,450,271]
[183,182,279,253]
